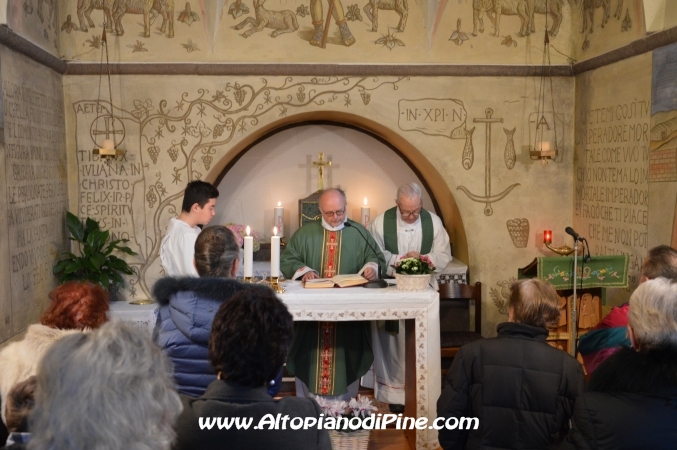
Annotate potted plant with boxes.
[53,211,137,299]
[392,256,436,291]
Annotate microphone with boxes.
[344,221,388,289]
[565,226,580,241]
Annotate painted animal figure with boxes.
[112,0,174,37]
[581,0,610,33]
[234,0,298,38]
[363,0,408,32]
[528,0,564,36]
[37,0,58,29]
[76,0,114,32]
[614,0,623,19]
[492,0,533,37]
[472,0,494,36]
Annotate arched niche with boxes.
[204,112,469,265]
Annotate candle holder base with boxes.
[129,299,155,305]
[269,277,285,294]
[545,242,575,256]
[242,276,255,284]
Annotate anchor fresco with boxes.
[457,108,520,216]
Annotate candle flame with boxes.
[273,226,278,236]
[363,197,368,206]
[277,201,281,207]
[246,226,251,236]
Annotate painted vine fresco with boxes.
[74,76,407,298]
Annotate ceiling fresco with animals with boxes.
[1,0,639,64]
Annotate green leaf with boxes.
[66,211,85,242]
[86,230,109,251]
[53,260,71,275]
[90,253,106,270]
[85,217,100,235]
[63,260,83,275]
[108,255,134,274]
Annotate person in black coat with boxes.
[437,278,585,450]
[172,284,332,450]
[560,277,677,450]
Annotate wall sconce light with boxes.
[543,229,574,256]
[531,141,557,166]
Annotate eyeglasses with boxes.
[321,209,345,218]
[400,209,421,218]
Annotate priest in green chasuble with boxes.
[281,188,386,398]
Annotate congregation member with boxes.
[1,377,36,450]
[27,321,181,450]
[173,285,332,450]
[280,188,385,399]
[560,277,677,449]
[0,282,108,426]
[369,182,452,412]
[437,278,585,450]
[160,180,219,277]
[578,244,677,374]
[154,225,250,397]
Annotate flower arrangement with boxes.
[392,255,436,275]
[314,395,377,430]
[225,223,261,252]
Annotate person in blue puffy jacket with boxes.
[153,225,282,397]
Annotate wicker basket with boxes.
[395,273,432,291]
[328,429,370,450]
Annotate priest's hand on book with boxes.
[302,271,319,282]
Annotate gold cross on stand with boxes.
[312,152,332,191]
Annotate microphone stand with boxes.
[571,238,579,357]
[344,221,388,289]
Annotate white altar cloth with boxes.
[278,281,440,449]
[109,282,440,449]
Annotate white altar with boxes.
[109,281,441,450]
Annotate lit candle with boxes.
[274,201,284,238]
[543,229,552,245]
[271,226,280,277]
[538,141,550,152]
[244,226,253,278]
[361,197,370,228]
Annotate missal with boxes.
[303,274,369,288]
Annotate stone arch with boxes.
[206,111,469,265]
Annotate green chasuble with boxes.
[280,219,386,396]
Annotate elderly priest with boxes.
[281,188,386,399]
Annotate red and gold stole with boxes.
[316,229,342,395]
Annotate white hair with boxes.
[628,277,677,349]
[28,321,182,450]
[396,182,422,203]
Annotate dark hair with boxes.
[509,279,560,329]
[181,180,219,213]
[5,376,37,433]
[642,245,677,281]
[194,226,240,278]
[209,285,293,387]
[41,282,109,330]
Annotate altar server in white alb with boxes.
[369,182,451,410]
[160,180,219,277]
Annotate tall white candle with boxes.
[271,227,280,277]
[274,201,284,238]
[244,226,253,278]
[361,197,370,228]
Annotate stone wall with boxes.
[0,45,68,343]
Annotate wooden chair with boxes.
[439,282,483,374]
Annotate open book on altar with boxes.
[303,274,369,288]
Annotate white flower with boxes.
[349,395,377,418]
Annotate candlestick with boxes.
[543,229,552,245]
[243,226,253,280]
[274,201,284,238]
[271,227,280,277]
[361,197,370,229]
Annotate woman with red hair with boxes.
[0,282,109,426]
